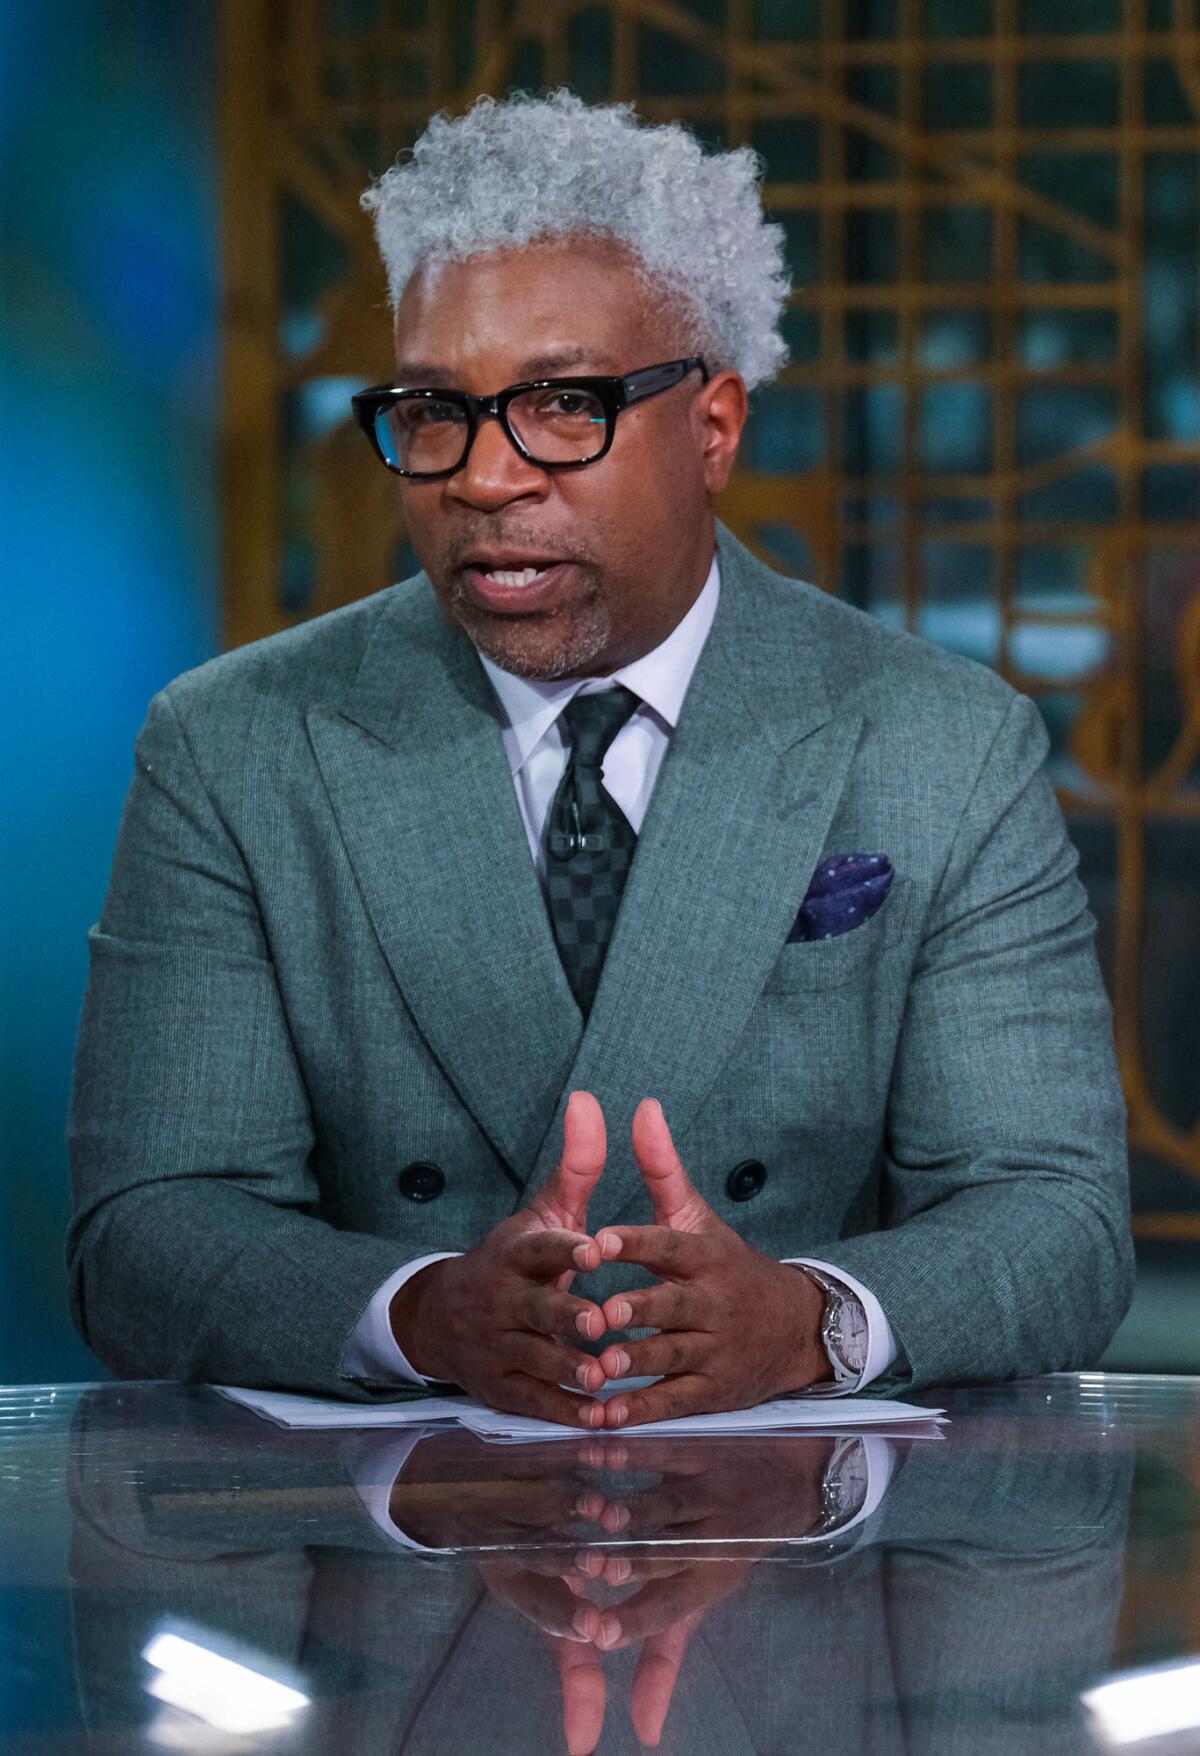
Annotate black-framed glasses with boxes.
[351,355,709,479]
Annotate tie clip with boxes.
[547,831,606,859]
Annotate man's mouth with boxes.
[458,555,584,615]
[478,565,551,588]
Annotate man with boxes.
[68,90,1132,1427]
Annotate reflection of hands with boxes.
[387,1428,598,1551]
[593,1099,829,1427]
[570,1432,837,1548]
[477,1433,837,1753]
[388,1093,612,1426]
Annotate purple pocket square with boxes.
[788,853,894,943]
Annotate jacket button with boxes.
[399,1161,445,1203]
[726,1160,767,1202]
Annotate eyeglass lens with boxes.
[378,386,609,473]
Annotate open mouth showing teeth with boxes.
[481,566,551,586]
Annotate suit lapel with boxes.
[307,581,582,1186]
[309,533,860,1209]
[523,528,863,1218]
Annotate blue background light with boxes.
[0,1,220,1381]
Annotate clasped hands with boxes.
[390,1089,829,1428]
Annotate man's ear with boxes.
[697,369,748,495]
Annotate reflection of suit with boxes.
[67,1388,1132,1755]
[68,526,1131,1396]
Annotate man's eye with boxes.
[533,390,604,420]
[399,400,465,427]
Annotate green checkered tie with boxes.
[545,685,641,1017]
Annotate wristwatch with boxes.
[804,1267,870,1388]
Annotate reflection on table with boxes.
[43,1378,1197,1753]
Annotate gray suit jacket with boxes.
[67,525,1132,1396]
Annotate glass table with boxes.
[1,1375,1198,1754]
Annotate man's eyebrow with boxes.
[391,362,456,386]
[515,348,621,376]
[390,348,621,386]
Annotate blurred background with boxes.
[3,0,1198,1384]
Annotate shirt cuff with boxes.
[785,1257,899,1393]
[341,1430,454,1553]
[340,1253,463,1385]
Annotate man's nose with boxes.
[445,413,551,510]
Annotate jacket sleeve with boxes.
[815,690,1133,1389]
[67,687,429,1399]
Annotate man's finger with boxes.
[554,1638,607,1756]
[593,1475,715,1534]
[631,1616,704,1747]
[593,1224,708,1278]
[522,1285,607,1344]
[631,1097,713,1230]
[601,1374,713,1429]
[598,1329,708,1383]
[486,1372,608,1429]
[509,1227,599,1281]
[533,1090,607,1231]
[498,1331,610,1396]
[573,1551,694,1588]
[603,1568,751,1653]
[483,1564,591,1641]
[575,1438,714,1477]
[599,1575,713,1649]
[600,1279,702,1336]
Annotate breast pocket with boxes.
[766,881,915,992]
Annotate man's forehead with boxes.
[392,238,667,376]
[391,345,626,384]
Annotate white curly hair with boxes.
[359,89,790,388]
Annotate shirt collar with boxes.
[476,553,721,776]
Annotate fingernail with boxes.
[575,1362,599,1391]
[572,1607,592,1640]
[608,1401,628,1427]
[575,1310,594,1337]
[609,1557,633,1584]
[581,1403,604,1429]
[602,1503,630,1533]
[575,1491,603,1520]
[600,1230,622,1259]
[611,1300,633,1327]
[607,1349,631,1377]
[574,1548,603,1576]
[599,1615,621,1649]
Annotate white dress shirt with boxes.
[341,555,898,1391]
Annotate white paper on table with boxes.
[214,1379,944,1441]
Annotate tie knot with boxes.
[561,685,640,769]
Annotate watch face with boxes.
[831,1294,870,1374]
[828,1436,870,1521]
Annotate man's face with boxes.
[390,238,747,679]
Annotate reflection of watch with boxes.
[807,1435,871,1537]
[805,1268,870,1388]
